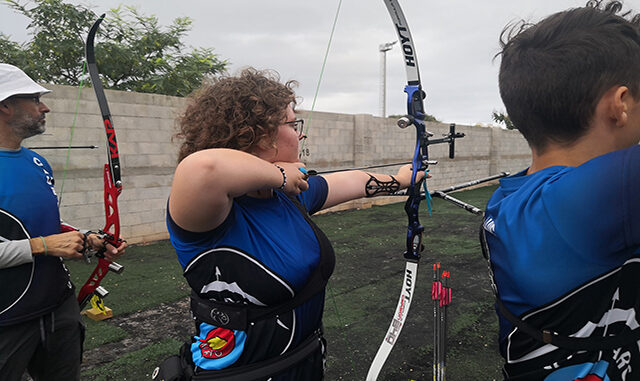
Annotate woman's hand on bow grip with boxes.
[275,161,309,196]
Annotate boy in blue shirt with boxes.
[482,1,640,380]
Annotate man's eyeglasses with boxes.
[12,95,41,106]
[283,119,305,139]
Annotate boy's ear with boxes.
[611,85,631,127]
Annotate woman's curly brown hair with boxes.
[175,67,298,162]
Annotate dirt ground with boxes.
[81,299,193,373]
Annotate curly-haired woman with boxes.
[164,68,420,380]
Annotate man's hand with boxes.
[85,233,128,262]
[29,231,85,259]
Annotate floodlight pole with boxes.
[379,40,397,117]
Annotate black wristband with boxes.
[274,164,287,190]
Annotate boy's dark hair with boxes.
[498,0,640,152]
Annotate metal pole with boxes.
[378,41,397,117]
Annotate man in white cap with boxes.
[0,63,127,380]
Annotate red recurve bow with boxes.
[76,14,125,309]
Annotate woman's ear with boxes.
[250,137,278,161]
[263,138,278,149]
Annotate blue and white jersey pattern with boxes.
[0,147,72,325]
[483,146,640,380]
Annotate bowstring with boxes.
[306,0,359,375]
[299,0,343,158]
[58,59,87,207]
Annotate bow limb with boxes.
[77,14,125,309]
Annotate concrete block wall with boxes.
[27,84,184,244]
[25,84,530,244]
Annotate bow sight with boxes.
[397,118,466,160]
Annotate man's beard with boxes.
[8,111,45,140]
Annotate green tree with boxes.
[0,34,29,68]
[492,110,516,130]
[0,0,227,96]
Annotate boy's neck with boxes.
[527,128,622,175]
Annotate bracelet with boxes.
[40,236,47,256]
[274,164,287,190]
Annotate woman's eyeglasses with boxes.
[283,119,305,139]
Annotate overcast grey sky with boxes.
[2,0,640,125]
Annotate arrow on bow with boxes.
[76,14,125,309]
[366,1,465,379]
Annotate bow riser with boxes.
[404,199,424,259]
[77,258,112,308]
[405,85,426,121]
[404,87,428,260]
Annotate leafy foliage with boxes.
[0,0,227,96]
[492,110,516,130]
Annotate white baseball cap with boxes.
[0,63,51,102]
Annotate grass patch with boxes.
[66,240,190,315]
[82,318,129,351]
[81,338,183,381]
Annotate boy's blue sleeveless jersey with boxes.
[483,145,640,379]
[167,176,330,376]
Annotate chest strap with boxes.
[480,226,640,351]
